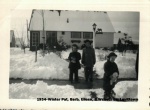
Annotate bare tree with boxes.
[35,9,46,57]
[15,25,27,54]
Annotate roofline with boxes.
[29,30,115,33]
[107,12,115,32]
[29,10,116,33]
[28,9,34,31]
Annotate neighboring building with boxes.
[113,32,125,49]
[113,32,139,51]
[10,30,16,47]
[132,40,139,50]
[29,10,115,51]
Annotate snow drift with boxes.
[9,80,137,99]
[61,49,137,79]
[9,81,91,99]
[10,48,137,79]
[10,48,70,79]
[114,81,138,98]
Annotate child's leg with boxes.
[104,89,112,99]
[89,67,93,82]
[74,69,79,82]
[110,81,118,98]
[103,80,112,99]
[69,69,73,82]
[84,67,89,82]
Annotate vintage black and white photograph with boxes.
[9,9,139,101]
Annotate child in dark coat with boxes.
[103,52,119,99]
[82,40,96,82]
[68,44,81,83]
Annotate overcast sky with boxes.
[108,11,139,41]
[11,9,139,41]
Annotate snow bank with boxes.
[115,56,136,78]
[114,81,138,98]
[9,81,91,99]
[10,48,69,79]
[10,48,85,79]
[9,80,137,99]
[61,49,136,79]
[10,48,136,79]
[61,49,72,59]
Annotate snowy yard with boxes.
[9,48,138,99]
[61,48,137,79]
[10,48,137,79]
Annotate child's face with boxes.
[85,42,91,47]
[72,46,77,52]
[109,56,116,62]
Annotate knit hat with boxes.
[107,52,117,58]
[84,40,92,44]
[72,44,78,49]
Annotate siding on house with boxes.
[95,32,114,48]
[30,30,115,49]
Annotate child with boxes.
[82,40,96,82]
[103,52,119,99]
[68,44,81,83]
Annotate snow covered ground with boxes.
[10,48,84,79]
[61,48,137,79]
[114,81,138,98]
[9,48,137,99]
[9,80,137,99]
[10,48,137,79]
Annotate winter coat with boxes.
[103,60,119,90]
[81,47,96,67]
[68,52,81,69]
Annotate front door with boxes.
[30,31,40,51]
[46,31,57,49]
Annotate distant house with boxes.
[113,32,139,51]
[29,10,115,51]
[131,40,139,50]
[10,30,16,47]
[113,32,125,49]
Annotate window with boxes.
[32,32,39,46]
[71,40,81,43]
[71,32,81,38]
[83,32,93,39]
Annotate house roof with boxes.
[29,10,115,32]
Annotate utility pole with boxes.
[92,23,97,49]
[42,10,45,56]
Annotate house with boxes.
[10,30,16,47]
[113,32,139,51]
[113,32,125,49]
[29,10,115,51]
